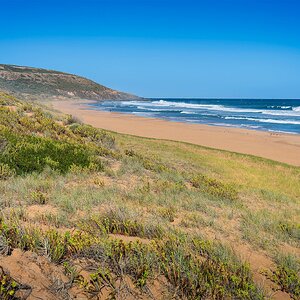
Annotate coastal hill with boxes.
[0,91,299,299]
[0,64,140,101]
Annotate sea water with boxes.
[88,98,300,134]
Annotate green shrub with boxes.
[65,114,82,125]
[267,254,300,299]
[30,190,48,205]
[70,124,116,149]
[0,130,92,174]
[0,218,265,299]
[278,222,300,241]
[191,174,238,201]
[43,230,68,263]
[270,266,300,299]
[157,206,176,222]
[158,236,263,299]
[93,177,105,187]
[68,164,85,174]
[124,149,168,172]
[83,209,164,239]
[0,163,15,180]
[0,267,19,300]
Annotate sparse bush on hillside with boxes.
[22,102,33,112]
[0,163,15,180]
[69,123,116,150]
[278,221,300,241]
[0,217,264,299]
[157,206,176,222]
[0,130,92,174]
[124,149,168,172]
[82,208,164,239]
[0,95,115,177]
[0,92,299,299]
[0,267,19,300]
[64,114,82,125]
[191,174,238,201]
[30,190,48,205]
[159,236,263,299]
[266,254,300,299]
[0,92,19,106]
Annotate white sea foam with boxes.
[262,111,300,117]
[256,119,300,125]
[118,100,300,128]
[293,106,300,112]
[151,100,261,113]
[131,112,157,116]
[121,100,300,117]
[150,100,300,116]
[137,106,163,112]
[180,110,197,114]
[267,105,291,109]
[208,123,238,128]
[122,101,154,107]
[241,125,261,129]
[224,116,300,125]
[267,129,298,135]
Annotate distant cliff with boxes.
[0,64,140,101]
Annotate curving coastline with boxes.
[51,100,300,166]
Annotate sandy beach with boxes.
[52,100,300,166]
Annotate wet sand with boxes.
[51,100,300,166]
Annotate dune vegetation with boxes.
[0,91,299,299]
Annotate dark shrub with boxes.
[0,129,92,174]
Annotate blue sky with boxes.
[1,0,300,98]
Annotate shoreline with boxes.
[51,100,300,166]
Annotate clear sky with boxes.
[1,0,300,98]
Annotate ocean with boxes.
[88,98,300,134]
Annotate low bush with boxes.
[157,206,176,222]
[0,217,265,299]
[30,190,48,205]
[159,236,263,299]
[83,209,164,239]
[278,221,300,241]
[191,174,238,201]
[0,129,92,174]
[69,124,116,150]
[65,114,81,125]
[267,254,300,299]
[0,267,19,300]
[0,163,15,180]
[124,149,168,173]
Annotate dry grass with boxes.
[0,92,299,299]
